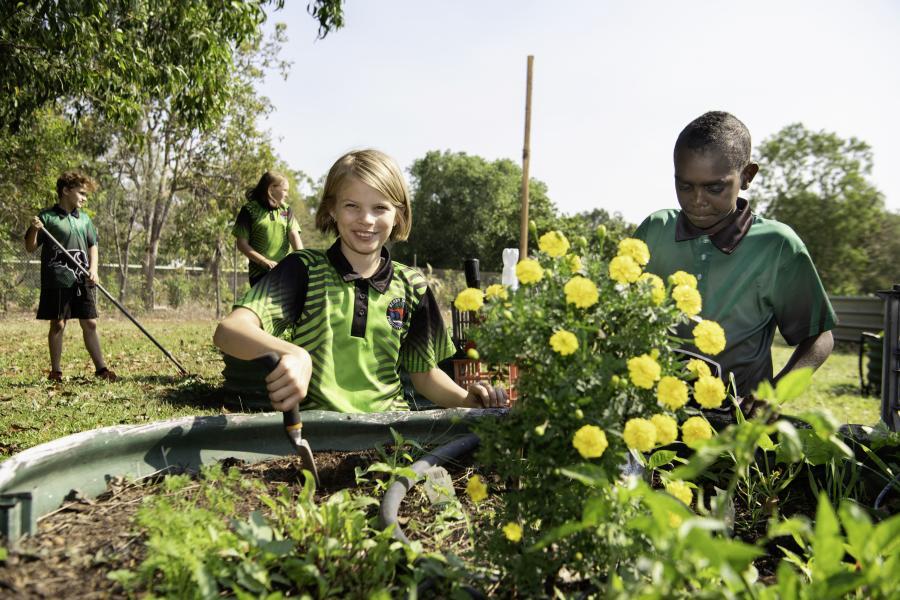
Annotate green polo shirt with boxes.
[232,199,301,282]
[634,203,836,397]
[235,240,455,413]
[32,205,98,289]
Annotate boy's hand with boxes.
[88,269,100,284]
[262,258,278,270]
[31,216,43,230]
[266,350,312,413]
[465,383,509,408]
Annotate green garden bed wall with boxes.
[0,408,493,541]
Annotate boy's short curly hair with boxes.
[315,149,412,241]
[674,111,752,171]
[56,170,98,197]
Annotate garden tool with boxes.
[37,226,189,376]
[255,353,320,485]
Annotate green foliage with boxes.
[555,208,635,260]
[163,270,192,309]
[467,228,713,593]
[1,1,269,131]
[108,445,463,597]
[396,150,560,271]
[751,123,898,294]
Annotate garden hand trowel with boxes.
[255,352,320,486]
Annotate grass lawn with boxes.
[773,337,881,426]
[0,313,884,461]
[0,313,228,460]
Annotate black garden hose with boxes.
[874,472,900,512]
[379,432,481,544]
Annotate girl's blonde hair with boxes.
[315,149,412,241]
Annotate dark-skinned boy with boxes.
[635,111,835,415]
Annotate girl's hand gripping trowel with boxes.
[255,352,320,486]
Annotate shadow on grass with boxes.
[134,374,272,414]
[829,382,867,396]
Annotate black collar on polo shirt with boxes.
[326,238,394,293]
[52,204,80,218]
[675,197,753,255]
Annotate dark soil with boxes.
[0,449,473,599]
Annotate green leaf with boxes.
[647,449,678,469]
[774,420,804,464]
[811,493,844,577]
[775,368,813,403]
[754,379,776,402]
[796,430,847,465]
[557,464,609,488]
[766,516,812,542]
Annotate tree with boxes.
[0,0,346,133]
[751,123,891,294]
[395,151,559,272]
[555,208,635,260]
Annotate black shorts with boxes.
[36,285,99,320]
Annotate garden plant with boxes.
[455,227,900,597]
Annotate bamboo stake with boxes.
[519,55,534,259]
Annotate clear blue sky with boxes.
[260,0,900,225]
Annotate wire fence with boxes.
[0,242,496,318]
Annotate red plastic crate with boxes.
[452,359,519,404]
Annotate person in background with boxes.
[233,171,303,287]
[24,170,117,382]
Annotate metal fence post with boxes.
[876,284,900,431]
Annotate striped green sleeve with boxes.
[399,286,455,372]
[234,253,308,338]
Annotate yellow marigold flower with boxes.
[454,288,484,312]
[564,276,599,308]
[617,238,650,266]
[608,255,642,284]
[666,480,693,506]
[627,354,661,389]
[657,376,689,410]
[550,330,579,356]
[682,416,713,448]
[485,284,508,301]
[672,284,702,317]
[668,270,697,289]
[623,418,657,452]
[572,424,608,459]
[685,359,712,379]
[693,320,727,356]
[466,474,488,503]
[566,254,583,272]
[639,273,666,305]
[650,414,678,445]
[538,230,570,257]
[502,522,523,543]
[694,375,726,409]
[516,259,544,284]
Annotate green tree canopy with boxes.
[0,0,345,132]
[751,123,895,294]
[395,151,559,272]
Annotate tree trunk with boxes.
[213,245,222,319]
[143,239,159,311]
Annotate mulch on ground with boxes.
[0,449,421,598]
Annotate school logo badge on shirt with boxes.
[386,298,407,330]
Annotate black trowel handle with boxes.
[254,352,303,430]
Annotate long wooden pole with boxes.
[519,55,534,260]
